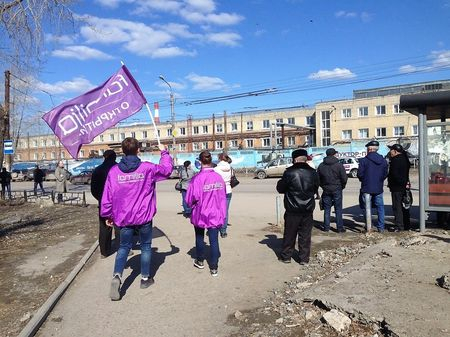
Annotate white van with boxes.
[338,157,359,178]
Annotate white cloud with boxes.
[180,9,244,25]
[36,77,95,95]
[254,29,266,37]
[399,50,450,73]
[45,34,77,45]
[335,10,357,18]
[130,0,182,15]
[335,10,372,22]
[52,45,114,60]
[206,32,241,46]
[152,46,197,58]
[399,65,418,74]
[308,68,356,80]
[186,73,229,91]
[185,0,216,13]
[95,0,122,8]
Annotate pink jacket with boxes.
[100,151,173,227]
[186,167,227,229]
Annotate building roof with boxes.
[400,90,450,120]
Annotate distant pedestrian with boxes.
[186,150,227,277]
[317,148,348,232]
[277,149,319,265]
[101,138,172,300]
[0,167,12,199]
[55,160,69,203]
[91,150,120,258]
[214,152,233,238]
[387,144,411,231]
[357,140,388,232]
[179,160,195,217]
[33,165,46,195]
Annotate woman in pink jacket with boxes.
[186,150,227,277]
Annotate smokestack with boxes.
[154,102,160,124]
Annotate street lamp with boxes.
[159,75,176,161]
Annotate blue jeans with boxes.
[322,189,343,231]
[194,226,220,270]
[113,222,153,278]
[181,189,191,214]
[220,193,232,235]
[364,193,385,231]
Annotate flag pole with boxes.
[120,61,161,146]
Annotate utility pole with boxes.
[159,75,177,163]
[212,113,216,151]
[2,70,11,170]
[223,110,228,151]
[240,112,243,148]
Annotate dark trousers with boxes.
[322,189,343,231]
[194,226,220,270]
[34,181,45,195]
[281,212,313,263]
[391,191,410,230]
[99,216,120,256]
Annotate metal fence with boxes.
[2,190,87,207]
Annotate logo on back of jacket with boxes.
[203,182,223,192]
[117,172,145,183]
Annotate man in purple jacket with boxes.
[186,150,226,277]
[101,137,173,300]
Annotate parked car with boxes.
[69,170,92,184]
[338,157,360,178]
[255,157,293,179]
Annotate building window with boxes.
[393,126,405,136]
[167,128,172,137]
[41,139,47,147]
[262,120,270,129]
[99,135,104,142]
[216,124,223,133]
[358,106,368,117]
[230,140,238,148]
[262,138,271,147]
[51,152,56,159]
[33,152,38,160]
[321,110,331,146]
[193,126,199,134]
[376,127,387,137]
[179,143,186,151]
[412,125,418,136]
[130,131,135,138]
[288,117,295,125]
[246,139,254,148]
[16,154,21,160]
[80,150,85,157]
[246,121,253,131]
[342,130,352,140]
[61,151,65,159]
[231,122,238,132]
[202,125,208,134]
[179,127,186,136]
[120,133,125,141]
[142,130,148,138]
[193,143,200,151]
[109,134,115,141]
[393,104,404,114]
[287,136,295,146]
[42,152,46,159]
[202,142,208,149]
[358,128,369,138]
[376,105,386,115]
[305,135,313,146]
[216,141,223,149]
[98,149,104,156]
[51,139,56,146]
[32,140,38,147]
[342,108,352,119]
[306,116,315,126]
[276,118,283,126]
[276,137,282,146]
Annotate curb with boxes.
[18,241,99,337]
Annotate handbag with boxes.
[230,168,240,188]
[175,180,182,191]
[402,188,413,209]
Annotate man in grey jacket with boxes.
[317,148,348,232]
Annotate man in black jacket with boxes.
[33,165,46,195]
[276,149,319,265]
[91,150,119,257]
[317,148,348,232]
[387,144,411,231]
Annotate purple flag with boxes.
[42,65,147,159]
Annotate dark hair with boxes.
[183,160,191,168]
[218,152,232,164]
[199,150,212,165]
[103,149,117,161]
[122,137,140,156]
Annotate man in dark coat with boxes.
[33,165,46,195]
[91,150,119,257]
[357,140,388,232]
[387,144,411,231]
[276,149,319,265]
[317,148,348,232]
[0,167,12,199]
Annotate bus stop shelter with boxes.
[400,90,450,232]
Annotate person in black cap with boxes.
[276,148,319,265]
[357,140,388,232]
[317,148,348,232]
[91,150,120,258]
[387,144,411,231]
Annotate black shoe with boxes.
[140,277,155,289]
[337,228,346,233]
[279,258,291,264]
[193,259,204,269]
[210,269,218,277]
[320,226,330,232]
[220,232,227,238]
[110,275,121,301]
[299,261,309,266]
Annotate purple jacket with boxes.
[186,167,227,229]
[100,150,173,227]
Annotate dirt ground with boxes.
[0,201,99,337]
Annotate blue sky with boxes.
[26,0,450,125]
